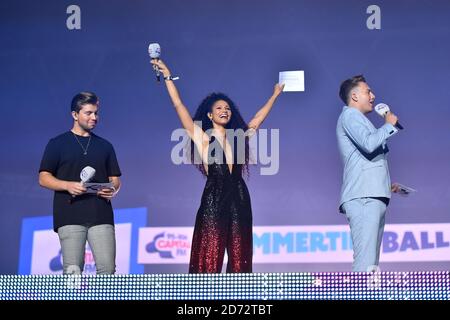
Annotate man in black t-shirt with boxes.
[39,92,121,275]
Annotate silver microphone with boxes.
[374,103,404,130]
[80,166,96,183]
[69,166,95,203]
[148,43,161,82]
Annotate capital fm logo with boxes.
[49,250,63,271]
[146,232,191,259]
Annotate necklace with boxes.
[72,132,92,155]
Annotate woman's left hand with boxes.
[273,83,285,98]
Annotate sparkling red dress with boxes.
[188,137,253,273]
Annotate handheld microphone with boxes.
[148,43,161,82]
[80,166,96,184]
[69,166,95,203]
[374,103,404,130]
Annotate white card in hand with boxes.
[83,182,114,194]
[279,70,305,92]
[393,183,417,196]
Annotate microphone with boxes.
[374,103,404,130]
[69,166,95,203]
[148,43,161,82]
[80,166,96,184]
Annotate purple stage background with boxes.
[1,0,449,274]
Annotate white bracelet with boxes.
[164,75,179,81]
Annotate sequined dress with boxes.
[188,137,253,273]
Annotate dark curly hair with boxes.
[190,92,250,177]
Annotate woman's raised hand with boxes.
[150,59,171,78]
[273,83,285,98]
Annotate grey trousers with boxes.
[57,224,116,275]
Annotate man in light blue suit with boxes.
[336,75,401,272]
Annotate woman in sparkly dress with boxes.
[151,59,283,273]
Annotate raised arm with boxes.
[247,83,284,131]
[151,59,207,147]
[342,110,398,154]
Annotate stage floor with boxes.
[1,271,448,300]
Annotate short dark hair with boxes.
[339,75,366,104]
[71,92,98,113]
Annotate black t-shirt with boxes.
[39,131,122,232]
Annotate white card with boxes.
[83,182,114,194]
[393,182,417,196]
[279,70,305,92]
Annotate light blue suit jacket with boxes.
[336,106,398,211]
